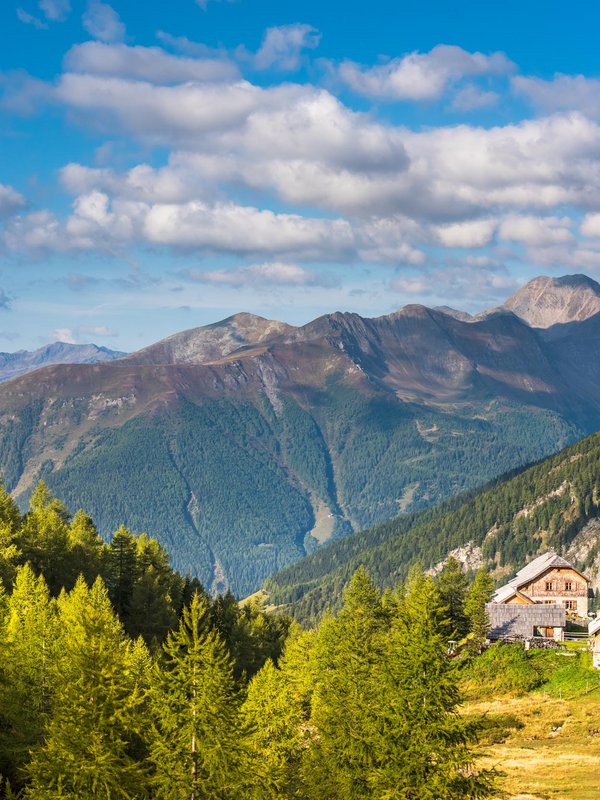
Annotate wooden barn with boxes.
[492,552,589,616]
[486,602,566,642]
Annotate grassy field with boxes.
[463,644,600,799]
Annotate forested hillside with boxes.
[0,478,500,800]
[265,426,600,623]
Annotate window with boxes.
[564,581,573,592]
[565,600,578,611]
[545,581,553,591]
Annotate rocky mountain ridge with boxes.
[1,274,600,595]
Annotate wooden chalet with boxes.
[492,552,590,617]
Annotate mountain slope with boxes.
[2,276,600,595]
[264,427,600,622]
[503,274,600,328]
[0,342,125,382]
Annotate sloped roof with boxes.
[589,617,600,637]
[492,551,588,603]
[487,602,566,639]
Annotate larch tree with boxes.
[303,566,389,800]
[25,576,149,800]
[367,569,496,800]
[149,592,249,800]
[0,565,58,788]
[243,658,305,799]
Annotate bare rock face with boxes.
[122,312,294,365]
[504,274,600,328]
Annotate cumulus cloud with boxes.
[497,215,574,246]
[82,1,125,43]
[0,184,26,217]
[336,44,513,101]
[434,219,496,248]
[50,324,116,344]
[253,24,321,71]
[514,74,600,118]
[581,213,600,238]
[182,261,332,287]
[64,41,239,84]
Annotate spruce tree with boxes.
[436,556,468,638]
[149,592,248,800]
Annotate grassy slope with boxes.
[464,645,600,799]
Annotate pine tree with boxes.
[25,577,149,799]
[149,593,248,800]
[243,659,305,799]
[464,568,495,653]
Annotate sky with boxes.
[3,1,600,351]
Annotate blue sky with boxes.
[2,0,600,351]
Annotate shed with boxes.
[486,602,566,641]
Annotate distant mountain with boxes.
[503,274,600,328]
[264,423,600,623]
[0,342,125,382]
[1,275,600,596]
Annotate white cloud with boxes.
[498,215,574,246]
[182,261,332,287]
[434,219,496,248]
[55,72,265,142]
[514,74,600,118]
[142,201,355,259]
[52,327,78,344]
[0,184,26,217]
[82,1,125,43]
[336,44,513,101]
[581,213,600,238]
[390,262,518,305]
[450,84,499,111]
[39,0,70,21]
[16,8,47,29]
[64,41,239,84]
[253,24,321,71]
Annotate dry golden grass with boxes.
[467,692,600,799]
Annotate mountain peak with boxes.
[504,274,600,328]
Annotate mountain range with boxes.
[3,274,600,596]
[0,342,125,383]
